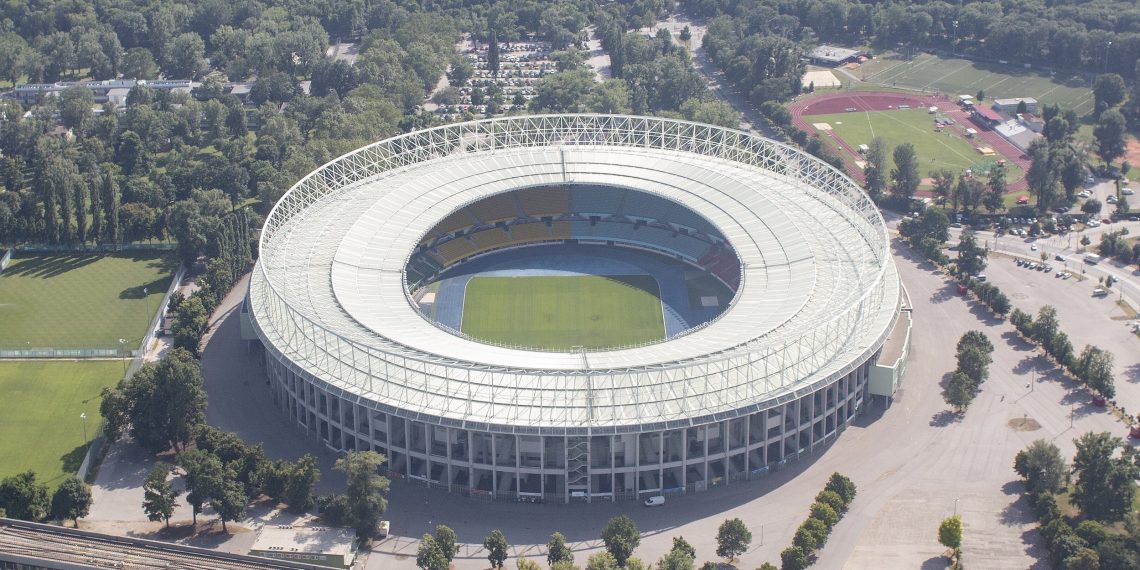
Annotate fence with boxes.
[12,242,176,254]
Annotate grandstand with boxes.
[251,115,902,504]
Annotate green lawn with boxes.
[0,253,176,349]
[0,360,122,486]
[810,109,1021,181]
[861,52,1095,115]
[461,275,666,350]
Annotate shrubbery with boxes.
[777,473,856,569]
[1007,306,1116,401]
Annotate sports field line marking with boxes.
[864,112,876,138]
[874,54,942,85]
[871,110,977,167]
[921,61,973,91]
[866,53,934,83]
[981,75,1011,95]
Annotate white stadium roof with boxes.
[250,115,900,432]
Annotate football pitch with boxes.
[810,109,1020,180]
[862,53,1094,115]
[461,275,666,350]
[0,253,176,349]
[0,360,121,486]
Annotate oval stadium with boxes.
[247,114,908,503]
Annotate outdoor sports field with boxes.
[861,52,1094,115]
[0,253,176,349]
[811,109,1018,180]
[461,275,666,350]
[0,360,121,486]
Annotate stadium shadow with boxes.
[119,276,172,299]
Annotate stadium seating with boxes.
[508,222,551,243]
[550,221,571,239]
[621,191,717,236]
[436,238,477,264]
[470,227,513,251]
[468,193,520,224]
[570,185,625,214]
[517,186,570,216]
[435,208,479,235]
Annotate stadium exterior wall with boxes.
[261,347,876,502]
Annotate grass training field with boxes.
[0,360,121,486]
[811,109,1019,180]
[861,52,1095,115]
[461,275,666,350]
[0,253,176,349]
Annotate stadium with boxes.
[247,115,907,503]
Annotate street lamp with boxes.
[80,412,88,444]
[1104,41,1112,74]
[118,338,128,376]
[952,21,959,51]
[953,497,959,516]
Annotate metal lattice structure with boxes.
[250,115,900,435]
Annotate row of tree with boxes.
[0,472,92,526]
[775,473,858,570]
[1009,306,1117,401]
[1013,436,1140,567]
[418,511,769,570]
[943,331,996,413]
[1097,229,1140,267]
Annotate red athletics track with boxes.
[787,91,1028,192]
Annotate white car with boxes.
[1124,188,1135,195]
[1106,195,1117,204]
[1030,244,1038,251]
[1078,191,1091,198]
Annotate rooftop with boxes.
[251,526,356,559]
[809,45,861,63]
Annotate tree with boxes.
[1094,110,1127,166]
[795,517,829,551]
[417,534,449,570]
[586,552,619,570]
[1071,431,1139,521]
[516,557,543,570]
[1031,305,1060,349]
[282,454,320,512]
[1013,440,1068,494]
[864,137,888,199]
[825,473,857,508]
[50,476,92,526]
[335,451,390,539]
[601,515,640,567]
[1093,74,1127,114]
[58,86,95,131]
[956,232,987,277]
[100,348,207,454]
[210,478,247,532]
[435,525,458,563]
[165,33,206,78]
[780,545,810,570]
[715,518,752,561]
[1076,346,1116,399]
[1065,548,1100,570]
[548,532,574,566]
[810,501,839,529]
[945,371,975,411]
[488,29,500,78]
[142,462,180,527]
[178,449,223,524]
[932,169,955,208]
[890,143,920,199]
[0,471,49,521]
[938,515,963,550]
[1082,199,1103,216]
[485,529,510,568]
[657,548,694,570]
[1027,139,1060,212]
[671,536,696,560]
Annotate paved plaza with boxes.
[81,232,1139,568]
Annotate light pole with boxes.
[1104,41,1112,74]
[118,338,128,376]
[952,21,958,52]
[953,497,959,516]
[80,412,87,444]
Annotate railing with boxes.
[251,115,896,428]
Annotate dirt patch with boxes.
[1008,417,1042,431]
[1125,137,1140,167]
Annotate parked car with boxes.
[644,495,665,507]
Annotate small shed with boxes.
[928,106,938,113]
[857,144,869,154]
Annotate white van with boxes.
[643,495,665,507]
[1084,254,1102,265]
[1093,288,1108,297]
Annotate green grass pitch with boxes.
[861,53,1094,115]
[0,360,122,486]
[461,275,666,350]
[810,109,1022,181]
[0,253,176,349]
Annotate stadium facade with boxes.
[247,115,906,503]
